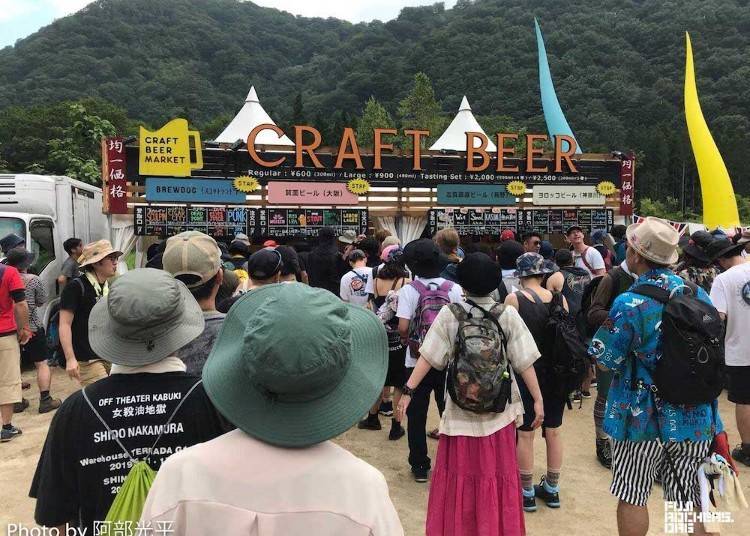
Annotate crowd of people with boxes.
[0,218,747,535]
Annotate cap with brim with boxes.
[0,233,25,253]
[338,230,357,244]
[78,239,123,268]
[247,248,283,279]
[203,283,387,448]
[88,268,204,366]
[737,230,750,245]
[515,252,557,278]
[566,225,584,235]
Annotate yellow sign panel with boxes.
[506,180,527,196]
[139,118,203,177]
[597,181,617,196]
[234,175,260,193]
[347,178,371,195]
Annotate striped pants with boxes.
[610,439,710,507]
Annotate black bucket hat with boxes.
[682,230,714,266]
[403,238,442,278]
[706,237,745,261]
[457,252,500,296]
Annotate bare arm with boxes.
[518,365,544,429]
[504,292,519,310]
[396,356,433,420]
[59,309,80,381]
[56,274,68,288]
[14,300,31,345]
[398,317,410,342]
[545,271,564,292]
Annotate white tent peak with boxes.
[214,85,293,145]
[429,96,496,152]
[245,86,259,103]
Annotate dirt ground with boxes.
[2,367,748,535]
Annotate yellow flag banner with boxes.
[684,33,739,228]
[139,118,203,177]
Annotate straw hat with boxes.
[78,240,123,268]
[625,217,679,266]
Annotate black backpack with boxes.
[545,292,590,402]
[630,282,724,405]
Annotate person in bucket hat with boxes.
[505,252,569,512]
[140,283,404,535]
[30,269,228,535]
[59,240,123,386]
[587,217,723,534]
[675,230,719,293]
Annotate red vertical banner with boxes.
[102,136,128,214]
[619,152,635,216]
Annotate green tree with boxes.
[397,72,446,149]
[292,93,305,126]
[47,103,116,185]
[356,96,396,148]
[638,197,699,222]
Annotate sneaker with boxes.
[523,490,537,512]
[581,391,592,399]
[412,466,429,483]
[596,438,612,469]
[571,390,582,402]
[590,380,598,389]
[732,445,750,467]
[13,398,29,413]
[0,425,22,442]
[39,397,62,414]
[379,400,394,417]
[357,414,381,431]
[388,420,405,441]
[534,477,561,508]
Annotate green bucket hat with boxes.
[88,268,205,366]
[203,283,388,448]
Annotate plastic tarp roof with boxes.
[429,96,497,152]
[214,86,294,145]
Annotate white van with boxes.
[0,174,109,320]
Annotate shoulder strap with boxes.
[464,299,508,352]
[447,302,469,322]
[579,247,594,272]
[438,280,454,292]
[82,387,137,464]
[410,279,427,295]
[630,284,670,304]
[147,380,203,459]
[372,265,379,281]
[524,288,544,305]
[348,270,367,283]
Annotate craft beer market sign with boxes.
[139,118,203,177]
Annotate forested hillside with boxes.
[1,0,749,209]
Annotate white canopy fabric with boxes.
[214,86,294,145]
[429,96,497,152]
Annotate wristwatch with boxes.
[401,384,416,397]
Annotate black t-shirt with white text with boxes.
[30,372,229,533]
[59,276,99,362]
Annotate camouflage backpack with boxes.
[446,300,512,414]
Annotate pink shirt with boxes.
[141,429,403,535]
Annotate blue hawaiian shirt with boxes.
[588,268,723,443]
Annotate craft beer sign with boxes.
[247,124,579,174]
[139,118,203,177]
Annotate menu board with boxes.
[517,209,614,235]
[429,208,614,237]
[258,208,368,238]
[428,209,522,236]
[135,205,257,238]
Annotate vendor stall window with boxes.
[29,219,56,274]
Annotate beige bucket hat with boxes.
[78,239,123,268]
[626,216,679,266]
